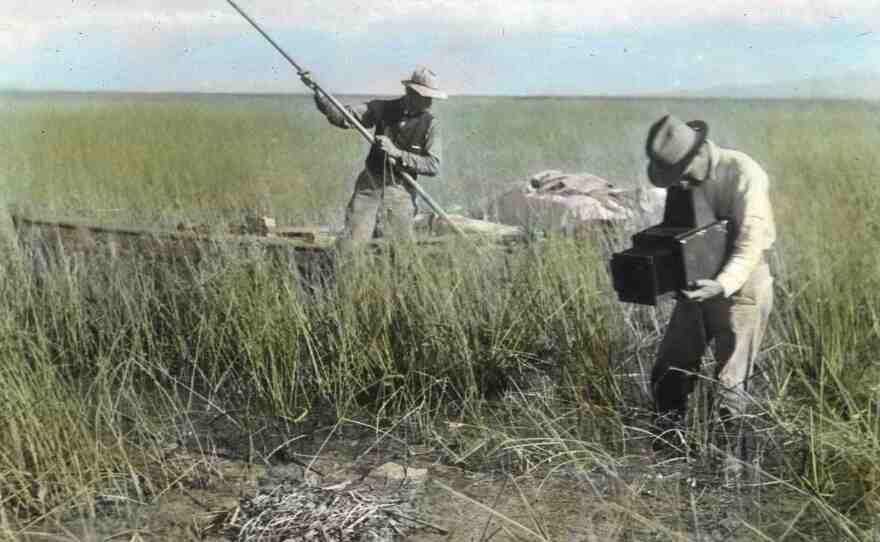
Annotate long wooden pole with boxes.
[225,0,465,237]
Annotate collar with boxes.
[705,140,720,182]
[687,140,719,187]
[402,106,425,119]
[400,97,429,118]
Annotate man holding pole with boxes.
[223,1,458,241]
[301,68,446,244]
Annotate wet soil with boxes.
[13,442,810,541]
[10,409,822,542]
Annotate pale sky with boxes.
[1,0,878,95]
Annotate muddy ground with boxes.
[11,407,818,542]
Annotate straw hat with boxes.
[401,67,448,100]
[645,115,708,186]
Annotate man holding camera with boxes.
[645,114,776,480]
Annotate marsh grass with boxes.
[1,93,879,540]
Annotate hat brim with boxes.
[402,81,448,99]
[647,120,708,186]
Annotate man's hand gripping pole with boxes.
[224,0,465,237]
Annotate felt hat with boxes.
[402,67,448,99]
[645,115,708,186]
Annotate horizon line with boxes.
[1,88,876,102]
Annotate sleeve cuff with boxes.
[715,273,741,298]
[398,152,439,176]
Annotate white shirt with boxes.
[695,140,776,297]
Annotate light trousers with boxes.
[342,169,415,243]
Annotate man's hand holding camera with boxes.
[681,279,724,302]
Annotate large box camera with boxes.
[610,186,730,306]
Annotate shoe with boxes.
[721,452,744,487]
[714,412,749,486]
[652,411,690,457]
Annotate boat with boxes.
[10,212,530,284]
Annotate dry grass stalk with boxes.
[230,479,440,542]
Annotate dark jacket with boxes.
[316,95,441,182]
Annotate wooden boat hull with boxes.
[10,214,526,286]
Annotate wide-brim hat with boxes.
[645,115,708,186]
[402,67,448,99]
